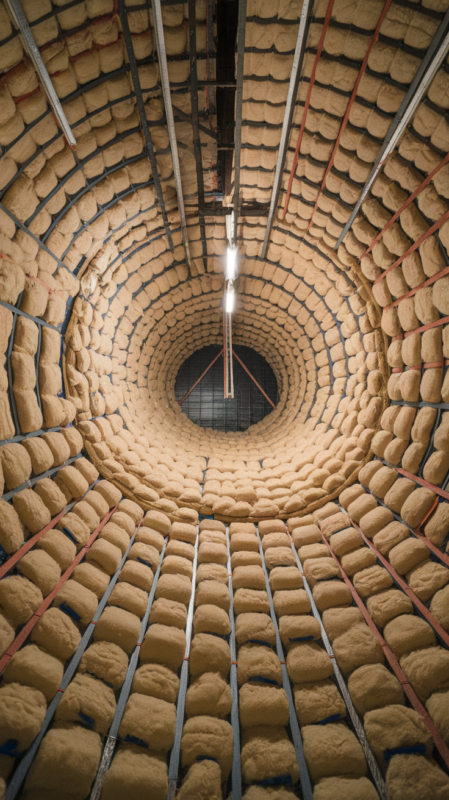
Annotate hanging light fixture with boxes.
[225,284,235,313]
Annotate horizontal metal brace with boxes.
[198,80,236,87]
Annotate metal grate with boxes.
[175,344,278,431]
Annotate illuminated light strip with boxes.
[373,207,449,285]
[305,0,394,233]
[321,529,449,770]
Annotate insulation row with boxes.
[310,495,449,798]
[0,478,127,798]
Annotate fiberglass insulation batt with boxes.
[100,746,168,800]
[22,724,102,800]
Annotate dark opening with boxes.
[174,345,278,432]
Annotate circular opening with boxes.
[175,344,278,432]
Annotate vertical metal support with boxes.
[232,0,247,244]
[260,0,312,258]
[151,0,193,270]
[223,309,234,398]
[118,0,174,253]
[188,0,208,272]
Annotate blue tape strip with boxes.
[85,671,114,690]
[59,601,81,622]
[384,745,426,761]
[254,774,293,786]
[248,676,279,686]
[0,542,8,566]
[62,527,77,545]
[137,557,152,568]
[78,712,94,727]
[0,740,20,757]
[312,713,342,725]
[247,639,274,648]
[289,636,314,642]
[121,734,148,749]
[196,755,219,764]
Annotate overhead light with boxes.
[225,285,235,314]
[226,247,237,281]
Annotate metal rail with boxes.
[4,0,76,147]
[335,8,449,249]
[152,0,193,270]
[118,0,174,253]
[89,536,169,800]
[260,0,312,258]
[256,526,313,800]
[288,532,388,800]
[167,529,200,799]
[226,525,242,800]
[187,0,208,272]
[232,0,247,244]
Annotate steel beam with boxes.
[232,0,247,244]
[151,0,194,269]
[187,0,208,271]
[5,0,76,147]
[260,0,312,259]
[334,8,449,250]
[178,348,223,405]
[118,0,174,252]
[232,348,275,408]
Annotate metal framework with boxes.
[260,0,312,258]
[152,0,193,269]
[4,0,76,147]
[224,310,234,399]
[232,0,247,244]
[334,6,449,249]
[178,348,224,405]
[187,0,208,271]
[118,0,174,252]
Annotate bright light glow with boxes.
[226,247,237,281]
[225,286,234,314]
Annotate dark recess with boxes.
[175,344,278,431]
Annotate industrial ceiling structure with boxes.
[1,0,449,797]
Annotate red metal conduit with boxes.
[361,150,449,260]
[392,315,449,342]
[391,359,448,373]
[0,480,101,581]
[379,457,449,503]
[341,515,449,645]
[374,207,449,285]
[282,0,335,219]
[305,0,393,234]
[0,502,119,674]
[384,264,449,311]
[320,530,449,770]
